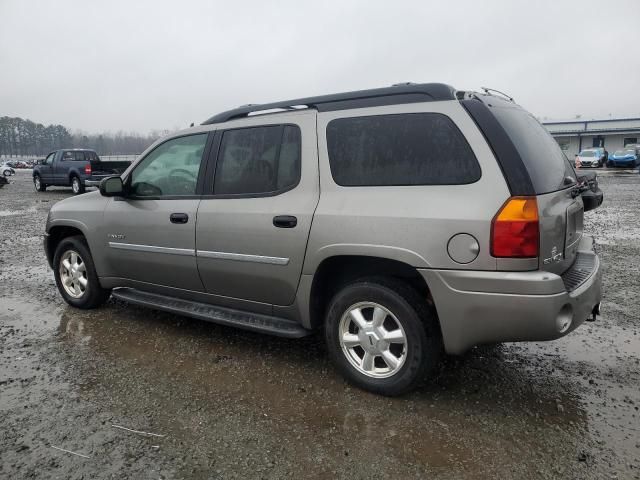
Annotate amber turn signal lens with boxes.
[491,197,539,258]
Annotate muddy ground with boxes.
[0,169,638,479]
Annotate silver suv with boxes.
[44,83,603,395]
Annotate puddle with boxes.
[0,206,37,217]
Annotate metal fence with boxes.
[1,154,139,162]
[99,154,139,162]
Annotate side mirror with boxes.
[100,176,125,197]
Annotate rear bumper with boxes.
[84,177,107,187]
[420,235,602,355]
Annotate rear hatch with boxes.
[489,101,582,275]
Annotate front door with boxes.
[102,133,210,291]
[39,152,56,183]
[196,112,319,306]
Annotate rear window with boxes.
[326,113,480,186]
[62,151,98,161]
[490,104,575,194]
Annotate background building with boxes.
[543,117,640,159]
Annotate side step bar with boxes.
[111,288,312,338]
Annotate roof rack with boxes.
[202,83,456,125]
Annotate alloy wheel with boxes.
[59,250,88,298]
[338,302,407,378]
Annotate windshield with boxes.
[614,150,634,156]
[490,102,576,194]
[579,151,596,157]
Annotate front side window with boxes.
[326,113,481,186]
[130,134,207,197]
[214,125,301,195]
[45,153,55,165]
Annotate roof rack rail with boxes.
[202,83,456,125]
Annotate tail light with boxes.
[491,197,539,258]
[84,164,92,175]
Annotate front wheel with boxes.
[324,277,442,396]
[34,174,46,191]
[53,236,111,308]
[2,169,11,177]
[71,176,85,195]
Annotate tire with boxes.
[71,176,85,195]
[53,235,111,309]
[2,169,11,177]
[606,161,613,168]
[324,277,442,396]
[34,174,46,191]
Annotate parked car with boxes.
[575,148,605,168]
[624,143,640,155]
[43,83,603,396]
[1,163,15,176]
[607,148,638,168]
[33,149,131,194]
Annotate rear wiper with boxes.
[570,181,591,198]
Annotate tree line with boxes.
[0,116,167,157]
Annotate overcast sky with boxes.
[1,0,639,133]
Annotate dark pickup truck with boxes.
[33,149,131,195]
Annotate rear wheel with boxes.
[53,236,111,308]
[34,174,46,191]
[71,176,85,195]
[324,277,442,396]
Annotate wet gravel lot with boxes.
[1,169,639,479]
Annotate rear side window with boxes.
[326,113,480,186]
[214,125,301,195]
[489,104,575,194]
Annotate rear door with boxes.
[195,111,319,306]
[102,133,210,290]
[489,101,582,274]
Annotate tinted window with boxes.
[214,125,301,195]
[131,134,207,197]
[490,104,575,194]
[326,113,480,186]
[62,151,99,161]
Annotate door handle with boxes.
[170,213,189,224]
[273,215,297,228]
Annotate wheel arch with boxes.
[45,223,88,268]
[306,255,436,331]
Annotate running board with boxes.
[111,288,311,338]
